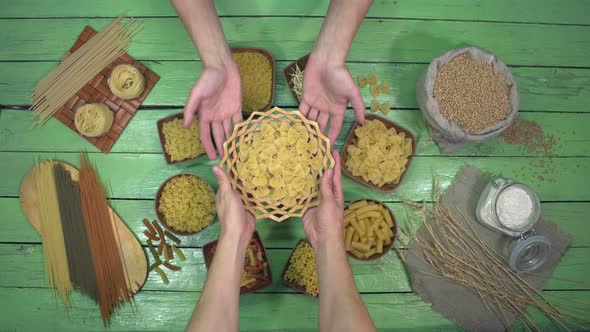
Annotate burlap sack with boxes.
[416,46,519,152]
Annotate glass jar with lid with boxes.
[476,175,541,237]
[476,174,550,272]
[495,233,551,273]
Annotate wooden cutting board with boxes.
[20,162,147,294]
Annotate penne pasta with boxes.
[350,219,364,236]
[376,239,384,254]
[351,241,371,252]
[382,208,394,227]
[348,200,368,210]
[345,227,354,251]
[357,210,381,220]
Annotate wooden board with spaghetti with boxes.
[20,161,147,299]
[52,26,159,153]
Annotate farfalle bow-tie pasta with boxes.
[345,119,413,187]
[235,122,322,207]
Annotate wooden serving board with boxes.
[20,162,147,295]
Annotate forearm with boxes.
[316,238,376,332]
[186,234,247,332]
[170,0,232,67]
[313,0,373,63]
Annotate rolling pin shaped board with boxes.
[20,162,147,295]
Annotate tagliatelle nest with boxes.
[221,107,334,222]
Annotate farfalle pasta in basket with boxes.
[220,107,333,222]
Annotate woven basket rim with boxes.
[220,107,334,222]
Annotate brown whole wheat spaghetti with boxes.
[53,164,99,302]
[30,16,142,126]
[79,153,132,325]
[33,161,73,307]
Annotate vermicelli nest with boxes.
[158,175,215,233]
[108,64,145,100]
[74,103,114,137]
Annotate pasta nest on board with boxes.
[220,107,333,222]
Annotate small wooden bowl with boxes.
[340,114,417,192]
[154,173,216,235]
[156,112,206,165]
[231,47,275,113]
[203,231,272,295]
[344,199,397,261]
[281,240,318,298]
[283,54,310,104]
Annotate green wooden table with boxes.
[1,1,589,330]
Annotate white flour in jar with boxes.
[496,186,533,228]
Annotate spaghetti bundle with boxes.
[33,161,73,306]
[53,164,98,302]
[74,103,114,137]
[108,64,145,100]
[79,153,132,326]
[30,16,142,126]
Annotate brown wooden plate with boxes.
[203,231,272,295]
[155,173,216,235]
[156,112,207,164]
[231,47,275,113]
[281,239,318,298]
[344,199,397,261]
[283,54,310,104]
[340,114,417,192]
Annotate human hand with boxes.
[303,151,344,249]
[299,52,365,145]
[183,60,243,160]
[212,165,255,248]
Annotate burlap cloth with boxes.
[405,165,571,331]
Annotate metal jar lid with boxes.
[508,234,551,272]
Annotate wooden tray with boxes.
[53,26,160,153]
[20,162,147,295]
[203,231,272,295]
[340,114,417,192]
[281,240,318,298]
[156,113,207,164]
[283,54,309,104]
[344,199,397,261]
[154,173,216,235]
[231,47,275,113]
[220,107,334,222]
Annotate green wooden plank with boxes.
[0,152,587,201]
[1,287,588,331]
[2,197,589,247]
[2,18,590,67]
[2,62,590,113]
[2,0,589,25]
[1,109,587,157]
[1,243,587,293]
[0,288,459,331]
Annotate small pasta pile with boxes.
[162,118,205,162]
[236,122,322,206]
[208,236,270,291]
[344,200,395,259]
[158,175,215,233]
[74,103,113,137]
[108,64,145,100]
[345,119,413,186]
[283,241,319,297]
[232,51,272,113]
[358,73,391,116]
[143,219,186,286]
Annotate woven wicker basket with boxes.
[220,107,334,222]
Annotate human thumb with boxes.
[212,166,229,189]
[350,86,366,124]
[319,168,334,199]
